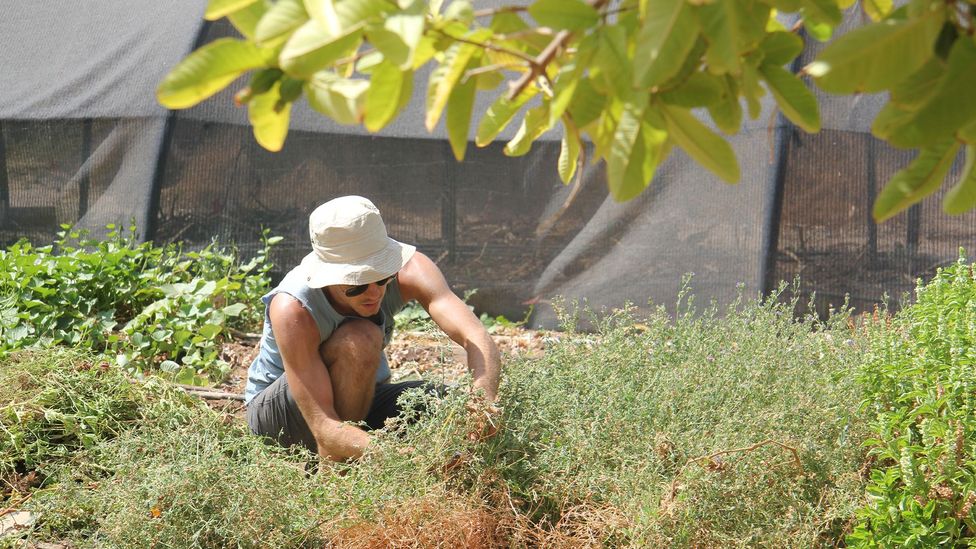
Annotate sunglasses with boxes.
[344,273,397,297]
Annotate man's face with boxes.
[325,274,395,317]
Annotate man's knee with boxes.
[320,318,383,366]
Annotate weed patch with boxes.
[0,348,202,493]
[4,284,874,547]
[481,287,870,546]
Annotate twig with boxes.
[0,493,33,517]
[433,29,537,65]
[465,61,526,79]
[226,327,261,340]
[473,5,527,18]
[506,29,570,100]
[667,439,803,502]
[497,27,556,41]
[506,0,610,101]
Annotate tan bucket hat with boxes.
[299,196,416,288]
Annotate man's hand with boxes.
[465,395,503,443]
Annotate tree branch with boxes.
[432,28,538,66]
[505,0,611,101]
[473,5,527,18]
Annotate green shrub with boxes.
[0,348,203,484]
[481,287,870,547]
[29,417,330,548]
[849,252,976,546]
[0,225,278,382]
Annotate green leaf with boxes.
[567,78,605,130]
[228,0,270,40]
[960,120,976,144]
[607,96,647,200]
[885,38,976,149]
[760,31,804,66]
[199,324,223,339]
[741,63,764,119]
[558,118,582,184]
[367,0,425,69]
[248,81,291,152]
[800,0,842,27]
[872,58,944,141]
[873,139,961,221]
[943,145,976,215]
[594,26,631,96]
[589,97,624,162]
[549,40,595,127]
[759,64,820,132]
[863,0,894,21]
[425,29,490,131]
[805,9,945,93]
[305,72,369,124]
[475,85,538,146]
[446,72,477,161]
[504,105,551,157]
[443,0,474,24]
[490,10,529,33]
[634,0,699,88]
[888,56,945,110]
[528,0,600,31]
[615,114,670,201]
[222,303,248,316]
[255,0,309,47]
[803,19,834,42]
[280,19,362,78]
[661,104,740,182]
[765,0,802,11]
[206,0,259,20]
[364,61,412,132]
[697,0,768,75]
[305,0,388,34]
[659,72,724,108]
[157,39,269,109]
[707,76,743,134]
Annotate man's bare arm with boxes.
[269,294,370,460]
[398,253,501,400]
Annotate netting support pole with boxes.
[761,43,806,296]
[865,134,878,269]
[761,123,791,296]
[79,118,92,219]
[0,121,8,228]
[441,142,457,264]
[145,20,213,243]
[907,203,921,273]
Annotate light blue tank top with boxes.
[244,266,405,404]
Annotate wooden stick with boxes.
[178,387,245,401]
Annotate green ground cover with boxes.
[1,234,975,547]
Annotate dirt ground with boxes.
[203,326,548,416]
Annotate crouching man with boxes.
[244,195,500,461]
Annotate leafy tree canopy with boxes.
[158,0,976,221]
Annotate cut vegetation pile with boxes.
[2,233,975,547]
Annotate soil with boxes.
[202,325,548,417]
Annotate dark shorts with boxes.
[245,373,431,451]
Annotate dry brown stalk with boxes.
[665,439,804,507]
